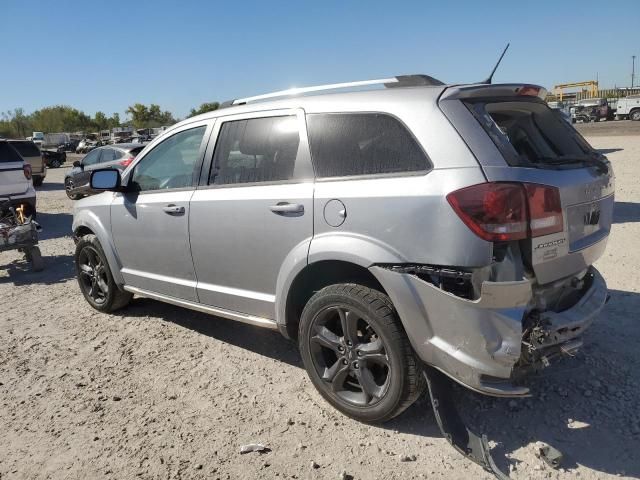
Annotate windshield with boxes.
[465,98,595,168]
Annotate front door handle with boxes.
[269,202,304,216]
[162,204,185,215]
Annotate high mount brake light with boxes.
[447,182,563,242]
[119,157,134,167]
[517,85,541,97]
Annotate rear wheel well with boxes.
[284,260,387,340]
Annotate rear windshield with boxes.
[465,98,594,167]
[10,141,40,158]
[0,142,24,163]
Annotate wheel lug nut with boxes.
[354,362,359,369]
[357,351,362,356]
[347,341,352,346]
[342,359,348,365]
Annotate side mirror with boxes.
[73,160,81,168]
[90,169,122,191]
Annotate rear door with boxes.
[189,109,314,319]
[0,141,29,197]
[440,85,614,284]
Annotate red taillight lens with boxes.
[23,164,32,180]
[118,157,134,167]
[525,183,563,237]
[447,182,563,242]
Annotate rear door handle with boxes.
[162,204,185,215]
[269,202,304,216]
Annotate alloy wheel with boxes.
[308,305,391,407]
[78,246,109,305]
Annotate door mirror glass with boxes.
[90,169,121,190]
[73,160,81,168]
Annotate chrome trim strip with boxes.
[123,285,278,330]
[121,268,197,288]
[196,281,276,303]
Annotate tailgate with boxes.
[0,162,30,196]
[439,84,615,284]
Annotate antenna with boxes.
[482,43,510,84]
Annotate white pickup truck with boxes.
[0,139,36,216]
[615,95,640,121]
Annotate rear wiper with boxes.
[538,155,609,174]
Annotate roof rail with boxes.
[220,74,444,107]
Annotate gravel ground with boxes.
[1,133,639,480]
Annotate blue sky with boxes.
[2,0,638,119]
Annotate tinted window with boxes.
[0,142,23,163]
[129,146,145,156]
[306,113,428,178]
[211,116,300,185]
[131,126,206,191]
[10,141,40,158]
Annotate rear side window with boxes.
[306,113,428,178]
[100,148,117,163]
[0,142,24,163]
[10,141,40,158]
[210,116,300,185]
[129,147,145,157]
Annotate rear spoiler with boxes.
[440,83,547,101]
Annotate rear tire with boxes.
[75,234,132,312]
[50,159,61,168]
[299,283,424,423]
[33,176,44,187]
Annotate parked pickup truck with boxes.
[570,98,614,123]
[614,95,640,121]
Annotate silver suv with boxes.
[73,76,613,423]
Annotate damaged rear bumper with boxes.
[370,265,607,397]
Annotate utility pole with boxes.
[633,55,636,88]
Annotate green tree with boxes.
[126,103,175,129]
[189,102,220,117]
[94,111,109,130]
[107,113,120,129]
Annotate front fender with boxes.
[73,205,124,286]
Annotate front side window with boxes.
[131,126,206,191]
[306,113,429,178]
[210,116,300,185]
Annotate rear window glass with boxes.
[306,113,428,178]
[129,147,145,156]
[10,141,40,158]
[0,142,24,163]
[465,99,593,167]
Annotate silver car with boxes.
[73,76,613,424]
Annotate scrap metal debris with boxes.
[537,444,563,469]
[239,443,270,454]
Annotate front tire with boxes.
[50,158,61,168]
[299,284,424,423]
[75,234,132,312]
[65,177,81,200]
[630,109,640,121]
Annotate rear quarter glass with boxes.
[0,142,24,163]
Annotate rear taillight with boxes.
[42,154,48,166]
[447,182,563,242]
[118,157,134,167]
[23,164,32,180]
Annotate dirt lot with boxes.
[1,129,639,480]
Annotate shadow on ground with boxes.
[121,297,302,368]
[36,181,65,192]
[613,201,640,224]
[0,253,75,285]
[37,212,73,240]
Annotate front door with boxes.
[111,122,211,301]
[189,110,314,319]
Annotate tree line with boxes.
[0,102,220,138]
